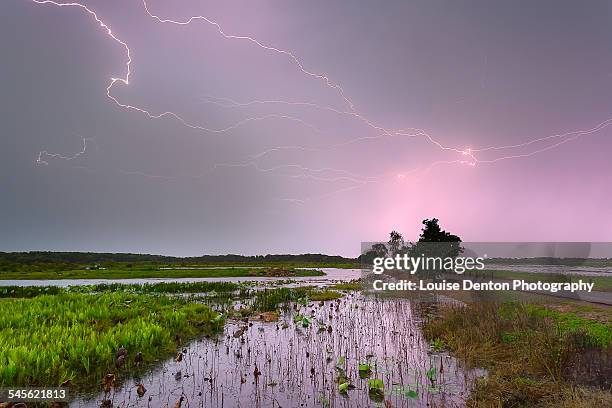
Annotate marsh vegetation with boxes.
[0,279,484,407]
[0,266,326,280]
[423,301,611,407]
[0,270,609,407]
[68,292,480,408]
[0,292,223,389]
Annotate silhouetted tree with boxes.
[388,231,405,256]
[413,218,462,257]
[409,218,463,277]
[417,218,461,243]
[357,219,463,266]
[359,243,389,265]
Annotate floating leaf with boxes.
[339,382,349,393]
[368,378,385,402]
[336,356,346,369]
[368,378,384,391]
[391,384,419,399]
[426,367,437,381]
[359,362,372,378]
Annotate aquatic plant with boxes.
[0,285,64,298]
[328,280,363,291]
[430,338,445,352]
[0,292,223,388]
[338,381,349,393]
[367,378,385,400]
[358,362,371,378]
[309,290,342,301]
[0,266,326,280]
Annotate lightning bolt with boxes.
[199,94,476,165]
[36,136,92,166]
[30,0,327,138]
[141,0,356,112]
[213,161,379,185]
[26,0,610,204]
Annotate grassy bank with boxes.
[0,267,325,280]
[0,292,224,389]
[486,258,612,267]
[328,279,363,291]
[468,270,612,292]
[0,281,242,298]
[423,301,611,407]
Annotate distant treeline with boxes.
[0,252,173,264]
[4,251,609,273]
[0,252,357,271]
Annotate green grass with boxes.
[248,287,344,312]
[328,280,363,291]
[74,281,241,294]
[486,258,612,267]
[526,304,611,347]
[423,301,612,407]
[0,292,224,389]
[166,262,358,269]
[309,290,343,301]
[0,281,242,298]
[468,269,612,292]
[0,267,325,280]
[0,285,65,298]
[251,287,310,312]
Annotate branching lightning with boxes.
[31,0,325,138]
[140,0,356,112]
[26,0,611,203]
[36,137,92,166]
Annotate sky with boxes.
[1,0,611,257]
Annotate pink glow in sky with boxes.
[1,0,611,256]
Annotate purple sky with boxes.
[1,0,611,256]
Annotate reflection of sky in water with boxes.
[0,269,363,287]
[2,265,610,289]
[72,294,483,408]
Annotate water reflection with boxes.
[72,293,482,408]
[0,269,362,287]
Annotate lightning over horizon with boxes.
[3,0,612,400]
[3,0,612,254]
[28,0,611,191]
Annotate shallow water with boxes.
[2,264,611,288]
[71,294,482,408]
[0,268,363,287]
[485,264,612,276]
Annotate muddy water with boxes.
[72,294,482,408]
